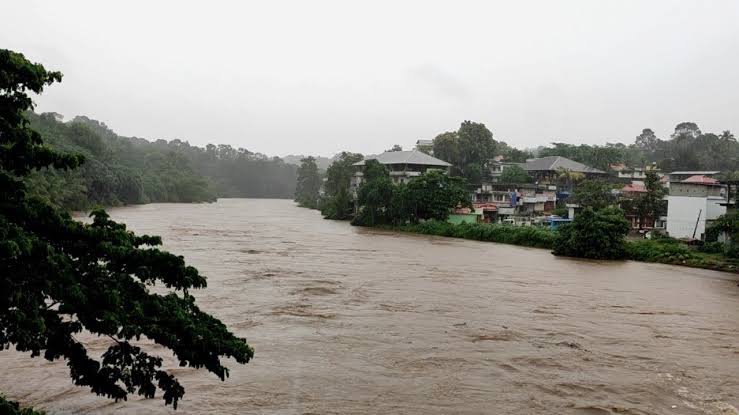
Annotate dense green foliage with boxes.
[573,180,615,210]
[398,170,471,222]
[432,121,496,184]
[24,113,215,209]
[319,152,363,220]
[399,220,555,248]
[0,395,45,415]
[1,49,252,409]
[294,156,321,208]
[351,161,470,227]
[553,207,631,259]
[620,171,667,228]
[499,164,533,183]
[351,160,395,226]
[706,211,739,256]
[536,123,739,173]
[22,112,297,210]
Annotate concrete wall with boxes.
[666,196,726,239]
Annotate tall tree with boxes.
[457,120,496,184]
[351,160,394,226]
[0,49,252,410]
[294,156,321,208]
[402,170,471,222]
[573,180,614,211]
[432,131,461,175]
[634,171,667,229]
[499,165,533,183]
[634,128,659,155]
[320,152,363,220]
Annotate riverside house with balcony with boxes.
[351,150,452,191]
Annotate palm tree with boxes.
[556,168,585,191]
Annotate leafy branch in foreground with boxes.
[0,48,252,409]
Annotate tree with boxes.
[573,180,614,211]
[320,152,363,220]
[672,122,701,140]
[0,49,252,410]
[403,170,471,222]
[635,128,659,154]
[432,131,461,175]
[351,160,394,226]
[386,144,403,152]
[457,121,496,184]
[633,171,666,229]
[552,207,630,259]
[499,165,533,183]
[323,152,363,196]
[294,156,321,208]
[431,121,496,184]
[555,168,585,191]
[706,211,739,256]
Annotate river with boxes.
[1,199,738,414]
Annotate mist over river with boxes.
[1,199,738,414]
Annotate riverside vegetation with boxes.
[23,111,298,211]
[295,146,738,273]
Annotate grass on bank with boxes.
[386,220,738,273]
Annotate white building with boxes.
[666,175,727,239]
[351,150,451,189]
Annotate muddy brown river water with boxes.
[1,199,738,414]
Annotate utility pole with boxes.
[692,209,702,239]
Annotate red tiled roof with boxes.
[473,203,498,211]
[682,175,719,185]
[622,183,647,193]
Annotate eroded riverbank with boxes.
[1,199,738,414]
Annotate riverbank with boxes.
[377,220,739,274]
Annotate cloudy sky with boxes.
[4,1,739,156]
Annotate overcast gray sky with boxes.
[4,0,739,157]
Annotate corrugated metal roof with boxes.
[522,156,604,174]
[353,150,451,167]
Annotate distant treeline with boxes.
[24,112,297,210]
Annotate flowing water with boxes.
[1,199,738,414]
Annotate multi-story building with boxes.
[472,183,557,223]
[351,150,451,190]
[666,175,727,240]
[667,170,720,182]
[414,139,434,155]
[520,156,605,184]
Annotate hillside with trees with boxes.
[23,113,297,210]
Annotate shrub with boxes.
[553,207,630,259]
[399,221,556,249]
[626,239,696,263]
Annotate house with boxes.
[472,183,557,223]
[415,139,434,155]
[486,159,521,182]
[351,150,451,189]
[611,163,661,181]
[666,175,727,240]
[667,171,720,182]
[520,156,605,184]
